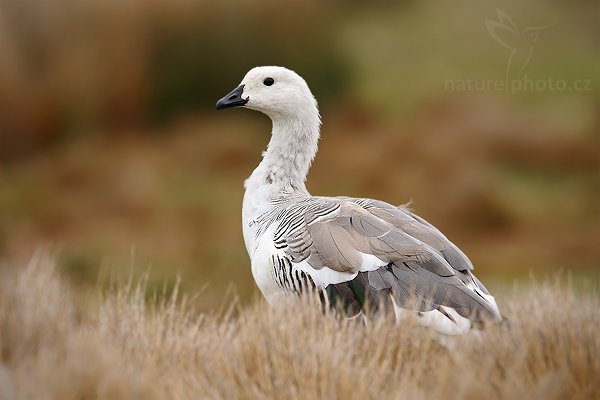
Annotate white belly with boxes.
[250,225,288,304]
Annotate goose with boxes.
[216,66,502,334]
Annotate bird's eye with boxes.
[263,78,274,86]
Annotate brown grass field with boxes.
[0,254,598,400]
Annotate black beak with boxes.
[216,84,249,110]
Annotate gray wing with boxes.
[276,196,500,324]
[280,199,439,274]
[351,198,493,295]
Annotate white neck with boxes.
[245,107,320,196]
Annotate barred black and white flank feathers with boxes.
[216,66,502,335]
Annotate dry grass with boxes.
[0,255,599,400]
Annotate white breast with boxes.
[250,225,287,303]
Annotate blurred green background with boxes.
[0,0,599,309]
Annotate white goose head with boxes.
[217,66,322,193]
[216,66,318,120]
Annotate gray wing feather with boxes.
[284,201,431,273]
[390,262,498,320]
[279,197,475,279]
[274,196,500,322]
[352,199,476,274]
